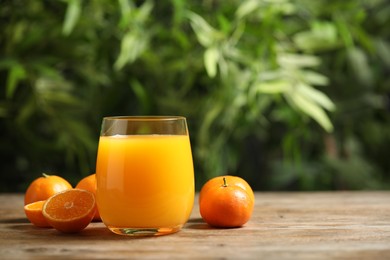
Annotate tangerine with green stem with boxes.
[199,176,254,228]
[199,175,254,204]
[24,173,72,205]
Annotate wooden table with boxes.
[1,192,389,259]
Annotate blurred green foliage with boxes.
[0,0,389,191]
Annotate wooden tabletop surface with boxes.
[1,192,389,259]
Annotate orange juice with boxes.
[96,134,194,233]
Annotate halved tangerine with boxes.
[24,200,51,228]
[42,189,97,233]
[75,174,101,221]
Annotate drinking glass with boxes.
[96,116,194,236]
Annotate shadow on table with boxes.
[0,218,29,224]
[3,222,133,240]
[185,217,212,230]
[3,216,232,238]
[185,217,247,230]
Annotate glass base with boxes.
[108,224,182,236]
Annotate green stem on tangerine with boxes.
[42,173,50,178]
[223,177,227,187]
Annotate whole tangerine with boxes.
[75,174,101,221]
[24,173,72,205]
[199,175,255,205]
[199,176,254,228]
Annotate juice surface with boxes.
[96,135,194,228]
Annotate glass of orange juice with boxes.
[96,116,195,236]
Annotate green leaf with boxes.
[115,1,152,70]
[6,63,26,99]
[131,79,151,113]
[375,39,390,67]
[278,53,320,68]
[235,0,261,19]
[114,32,147,70]
[293,21,339,52]
[62,0,81,36]
[118,0,132,16]
[253,80,290,94]
[287,91,334,132]
[118,0,133,28]
[15,97,35,125]
[276,2,296,15]
[187,11,218,47]
[257,70,283,81]
[204,47,219,78]
[301,71,329,86]
[199,102,224,144]
[313,21,337,42]
[217,14,231,34]
[335,19,354,48]
[229,21,245,46]
[296,83,335,111]
[136,0,153,23]
[347,47,373,86]
[34,77,82,108]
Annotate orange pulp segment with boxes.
[75,174,101,221]
[24,200,51,228]
[42,189,96,233]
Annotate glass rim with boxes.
[102,116,186,121]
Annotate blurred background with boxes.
[1,0,389,192]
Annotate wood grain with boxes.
[0,192,389,259]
